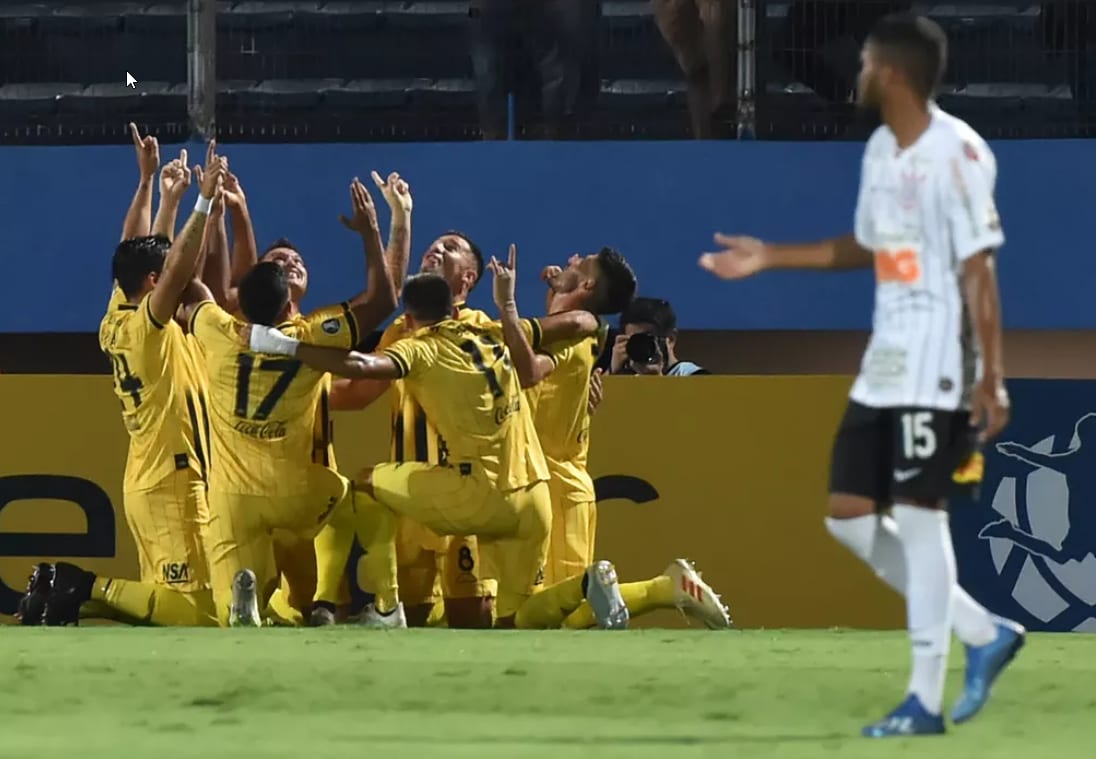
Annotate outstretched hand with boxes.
[489,244,518,310]
[339,178,380,234]
[699,234,768,280]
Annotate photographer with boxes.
[609,297,709,376]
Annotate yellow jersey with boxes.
[383,319,550,493]
[189,300,359,495]
[98,288,208,492]
[379,304,495,465]
[527,332,607,503]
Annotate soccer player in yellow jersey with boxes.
[183,177,399,627]
[495,247,732,630]
[248,273,634,630]
[331,232,498,629]
[19,150,228,627]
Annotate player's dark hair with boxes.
[621,297,677,336]
[446,230,485,289]
[867,13,948,100]
[112,235,171,298]
[238,261,291,326]
[402,273,454,324]
[592,247,638,315]
[261,237,300,258]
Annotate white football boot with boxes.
[585,560,629,630]
[228,569,262,628]
[357,602,408,630]
[665,559,731,629]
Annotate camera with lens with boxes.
[625,332,669,368]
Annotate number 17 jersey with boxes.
[189,299,359,496]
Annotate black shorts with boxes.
[829,401,979,504]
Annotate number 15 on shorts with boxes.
[901,411,937,460]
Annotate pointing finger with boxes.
[206,138,216,167]
[508,243,516,270]
[178,148,188,167]
[371,170,384,190]
[128,122,141,147]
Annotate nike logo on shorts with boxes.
[893,468,922,483]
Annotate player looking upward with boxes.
[247,272,631,630]
[494,247,730,630]
[329,231,499,629]
[700,14,1023,736]
[200,170,412,626]
[19,141,227,627]
[182,177,399,627]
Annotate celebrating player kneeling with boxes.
[247,273,633,629]
[700,13,1022,737]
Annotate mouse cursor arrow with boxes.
[126,72,137,88]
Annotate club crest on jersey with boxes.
[962,141,979,162]
[322,318,341,335]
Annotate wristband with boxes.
[194,195,212,215]
[250,326,299,356]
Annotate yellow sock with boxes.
[92,577,217,626]
[425,601,447,627]
[266,587,305,627]
[562,576,674,629]
[514,576,585,629]
[313,492,357,606]
[352,488,399,613]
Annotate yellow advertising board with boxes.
[0,374,903,629]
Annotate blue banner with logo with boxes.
[953,379,1096,633]
[0,139,1093,332]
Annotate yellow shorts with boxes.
[544,476,597,586]
[205,466,347,626]
[371,461,549,619]
[123,469,210,593]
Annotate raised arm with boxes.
[699,233,873,279]
[491,244,556,389]
[337,178,399,335]
[371,171,413,293]
[224,171,259,288]
[246,325,401,380]
[148,160,226,326]
[200,196,233,308]
[151,149,193,241]
[329,377,392,410]
[120,123,159,241]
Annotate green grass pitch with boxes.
[3,628,1091,758]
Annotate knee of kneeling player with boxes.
[444,596,494,629]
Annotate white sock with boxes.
[893,504,955,715]
[829,514,998,648]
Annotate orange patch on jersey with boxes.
[874,248,922,285]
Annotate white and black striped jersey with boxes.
[849,105,1005,412]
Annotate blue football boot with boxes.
[862,694,946,737]
[951,618,1026,724]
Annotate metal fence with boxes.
[0,0,1093,143]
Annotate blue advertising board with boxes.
[953,379,1096,633]
[0,139,1093,332]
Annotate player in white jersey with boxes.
[699,14,1024,738]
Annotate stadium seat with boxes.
[231,78,344,109]
[0,82,83,116]
[61,81,180,114]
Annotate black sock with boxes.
[581,572,590,599]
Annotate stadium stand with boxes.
[0,0,1092,142]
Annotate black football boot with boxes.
[15,563,55,626]
[42,562,96,626]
